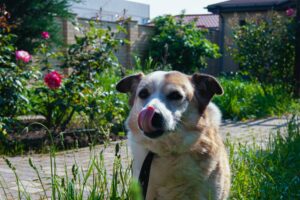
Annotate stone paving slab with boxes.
[0,116,297,199]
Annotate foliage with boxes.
[229,12,296,89]
[2,0,79,51]
[86,71,129,135]
[29,22,126,132]
[149,14,220,73]
[229,117,300,199]
[213,75,300,120]
[0,8,35,138]
[133,55,171,73]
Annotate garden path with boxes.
[0,116,294,199]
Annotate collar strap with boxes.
[138,151,155,199]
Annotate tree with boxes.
[1,0,79,52]
[149,14,220,73]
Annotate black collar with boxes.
[138,151,155,199]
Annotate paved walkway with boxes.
[0,116,296,199]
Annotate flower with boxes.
[15,50,31,63]
[286,8,295,17]
[41,31,50,39]
[44,71,63,89]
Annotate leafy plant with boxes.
[0,8,35,134]
[29,21,126,132]
[149,13,220,73]
[229,12,296,91]
[214,75,300,120]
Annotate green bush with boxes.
[0,10,35,136]
[79,70,129,135]
[214,76,299,120]
[149,14,220,73]
[29,22,126,132]
[229,12,296,90]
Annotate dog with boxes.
[116,71,230,200]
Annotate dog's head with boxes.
[116,71,223,152]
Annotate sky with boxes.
[128,0,225,19]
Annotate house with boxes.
[207,0,296,73]
[70,0,150,24]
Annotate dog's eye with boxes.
[138,89,150,99]
[167,91,183,101]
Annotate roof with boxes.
[175,14,219,29]
[207,0,296,13]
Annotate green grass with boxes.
[214,76,300,120]
[1,142,142,200]
[229,116,300,199]
[0,117,299,199]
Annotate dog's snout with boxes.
[138,106,165,139]
[151,112,164,130]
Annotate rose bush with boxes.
[29,21,128,132]
[0,8,34,138]
[1,8,129,153]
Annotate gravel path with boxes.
[0,116,295,199]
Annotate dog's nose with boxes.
[151,112,164,130]
[138,106,164,138]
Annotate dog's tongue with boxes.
[138,106,156,133]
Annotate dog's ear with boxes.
[116,73,144,106]
[191,73,223,113]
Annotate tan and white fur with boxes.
[116,71,230,200]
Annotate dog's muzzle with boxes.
[138,105,164,138]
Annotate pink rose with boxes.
[41,31,50,39]
[15,50,31,63]
[286,8,295,17]
[44,71,63,89]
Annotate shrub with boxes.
[0,9,34,134]
[229,12,296,90]
[149,14,220,73]
[214,75,299,120]
[29,22,126,132]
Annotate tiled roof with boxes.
[176,14,219,29]
[209,0,288,7]
[207,0,295,12]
